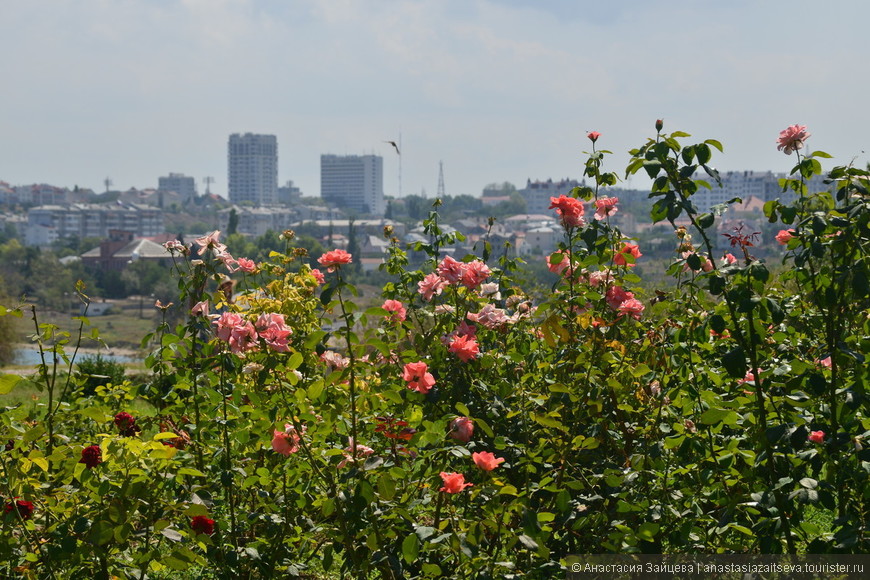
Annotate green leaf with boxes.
[637,522,660,541]
[0,374,22,395]
[402,533,419,564]
[699,408,731,425]
[517,534,539,550]
[722,346,746,378]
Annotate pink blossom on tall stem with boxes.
[317,249,353,272]
[549,195,585,229]
[449,417,474,443]
[449,335,479,362]
[403,362,436,394]
[587,131,601,143]
[614,243,642,267]
[382,299,407,323]
[436,256,465,285]
[418,272,447,301]
[776,124,811,155]
[593,196,619,220]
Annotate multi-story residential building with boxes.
[320,154,385,216]
[158,173,197,203]
[519,178,583,215]
[25,203,163,246]
[691,171,829,214]
[228,133,278,207]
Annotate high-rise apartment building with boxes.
[320,154,385,215]
[228,133,278,206]
[158,173,197,203]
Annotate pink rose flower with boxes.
[317,249,353,272]
[272,423,304,456]
[256,313,292,352]
[472,451,505,472]
[467,304,509,330]
[436,256,465,285]
[418,272,447,301]
[449,335,479,362]
[775,229,795,245]
[460,260,491,290]
[776,124,811,155]
[593,196,619,221]
[190,300,210,317]
[549,195,585,229]
[614,243,642,267]
[382,299,407,323]
[587,131,601,143]
[808,430,825,444]
[337,437,374,469]
[439,472,473,494]
[403,362,436,394]
[449,417,474,443]
[547,251,573,276]
[617,298,645,320]
[194,231,226,256]
[817,356,832,368]
[605,286,634,311]
[236,257,257,273]
[310,268,326,285]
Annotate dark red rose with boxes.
[114,412,140,437]
[191,515,215,536]
[80,445,102,468]
[4,499,34,520]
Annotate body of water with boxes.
[13,348,139,366]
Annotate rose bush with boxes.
[0,123,867,578]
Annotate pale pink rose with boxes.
[439,472,473,493]
[776,124,811,155]
[588,269,613,288]
[215,250,238,272]
[817,356,832,368]
[190,300,210,317]
[213,312,258,354]
[194,231,226,256]
[722,253,738,265]
[321,350,350,370]
[472,451,505,472]
[418,272,447,301]
[436,256,465,285]
[236,257,257,273]
[467,304,509,330]
[337,437,375,469]
[449,417,474,443]
[382,299,407,323]
[593,196,619,221]
[403,362,435,394]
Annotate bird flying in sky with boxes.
[384,140,400,155]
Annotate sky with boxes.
[2,0,869,200]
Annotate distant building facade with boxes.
[692,171,828,214]
[25,203,163,246]
[228,133,278,206]
[320,154,385,215]
[519,178,582,215]
[158,173,197,203]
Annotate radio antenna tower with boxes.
[398,133,402,198]
[437,161,445,198]
[203,176,214,196]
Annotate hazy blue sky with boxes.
[2,0,868,199]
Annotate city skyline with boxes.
[2,1,869,199]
